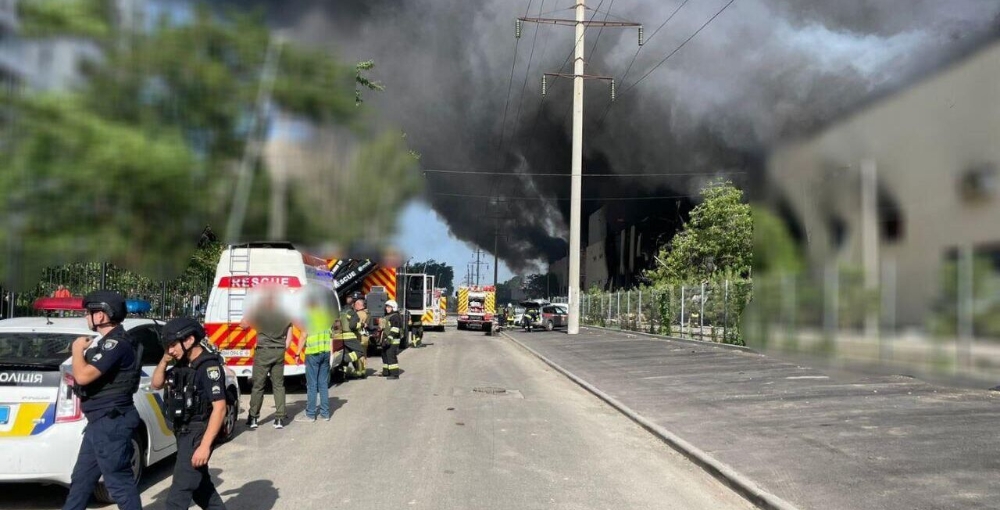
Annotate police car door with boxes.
[127,325,175,454]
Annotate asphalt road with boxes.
[510,327,1000,510]
[2,327,753,510]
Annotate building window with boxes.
[878,187,904,242]
[827,215,846,250]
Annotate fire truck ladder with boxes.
[227,245,251,326]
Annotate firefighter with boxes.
[379,299,403,379]
[151,318,227,510]
[352,293,371,361]
[63,291,143,510]
[345,291,367,378]
[408,310,424,348]
[334,295,365,379]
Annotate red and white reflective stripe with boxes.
[217,276,302,288]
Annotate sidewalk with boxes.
[504,327,1000,510]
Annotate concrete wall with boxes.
[768,41,1000,328]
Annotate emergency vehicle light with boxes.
[33,297,85,311]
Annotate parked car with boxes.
[0,301,240,503]
[540,305,568,331]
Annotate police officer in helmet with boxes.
[151,317,227,510]
[63,290,144,510]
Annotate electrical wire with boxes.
[423,169,746,177]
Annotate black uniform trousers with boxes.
[381,342,400,376]
[166,421,226,510]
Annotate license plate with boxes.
[221,350,251,359]
[0,406,9,425]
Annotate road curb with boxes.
[502,332,801,510]
[581,325,757,352]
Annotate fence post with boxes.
[638,291,643,332]
[724,280,730,343]
[160,281,167,319]
[627,291,631,330]
[958,245,974,369]
[699,282,705,341]
[680,286,686,338]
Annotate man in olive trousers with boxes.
[242,297,294,430]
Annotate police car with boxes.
[0,299,241,503]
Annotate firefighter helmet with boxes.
[385,299,398,312]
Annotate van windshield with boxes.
[0,333,77,368]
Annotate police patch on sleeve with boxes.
[102,339,118,351]
[206,366,221,381]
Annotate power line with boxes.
[431,192,698,202]
[494,0,536,171]
[622,0,739,95]
[423,168,746,177]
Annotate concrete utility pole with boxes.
[226,34,284,244]
[519,3,640,334]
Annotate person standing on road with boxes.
[298,291,334,422]
[354,295,371,358]
[334,292,366,379]
[379,300,403,379]
[63,291,144,510]
[242,293,294,430]
[151,318,227,510]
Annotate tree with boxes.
[2,2,419,289]
[524,273,560,299]
[647,180,752,284]
[751,206,802,275]
[403,259,455,295]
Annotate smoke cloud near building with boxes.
[234,0,1000,272]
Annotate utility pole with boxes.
[226,34,284,244]
[519,3,641,334]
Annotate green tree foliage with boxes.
[403,259,455,295]
[3,2,417,289]
[751,206,802,275]
[18,0,111,39]
[0,96,199,288]
[930,257,1000,338]
[647,180,752,284]
[524,273,560,299]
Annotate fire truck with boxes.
[204,242,399,379]
[456,285,495,333]
[398,273,447,332]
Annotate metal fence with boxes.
[553,280,754,345]
[1,262,211,320]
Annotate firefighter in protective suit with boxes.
[151,317,227,510]
[335,293,366,379]
[352,294,371,361]
[379,300,403,379]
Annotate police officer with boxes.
[151,317,227,510]
[63,290,143,510]
[379,300,403,379]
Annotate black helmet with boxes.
[161,317,206,348]
[350,291,364,301]
[82,290,128,323]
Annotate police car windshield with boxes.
[0,333,77,367]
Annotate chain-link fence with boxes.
[1,262,212,320]
[557,279,753,345]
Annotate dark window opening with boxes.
[878,187,904,242]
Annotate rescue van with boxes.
[204,242,344,379]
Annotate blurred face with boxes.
[166,336,196,360]
[85,311,109,332]
[353,299,364,311]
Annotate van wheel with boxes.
[94,431,145,504]
[545,320,554,331]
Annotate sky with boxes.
[393,201,516,285]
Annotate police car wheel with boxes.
[219,389,239,443]
[93,432,144,504]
